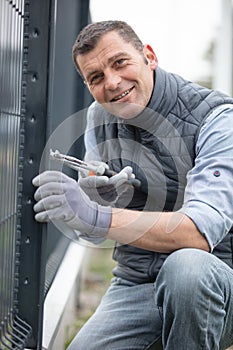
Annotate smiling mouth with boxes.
[111,86,134,102]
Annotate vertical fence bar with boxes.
[16,1,51,348]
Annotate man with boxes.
[33,21,233,349]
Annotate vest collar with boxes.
[120,67,178,132]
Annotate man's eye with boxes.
[88,74,103,86]
[115,58,126,67]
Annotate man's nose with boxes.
[104,71,121,90]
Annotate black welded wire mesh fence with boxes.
[0,0,33,348]
[0,0,90,348]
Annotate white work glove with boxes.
[32,171,111,244]
[78,161,135,207]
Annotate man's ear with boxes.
[143,44,158,70]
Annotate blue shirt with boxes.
[179,104,233,251]
[84,103,233,252]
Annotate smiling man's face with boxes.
[76,31,158,119]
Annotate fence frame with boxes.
[16,0,51,347]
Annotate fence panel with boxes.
[0,1,33,348]
[0,0,90,348]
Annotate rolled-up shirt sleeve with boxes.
[179,104,233,252]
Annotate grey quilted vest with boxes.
[90,67,233,283]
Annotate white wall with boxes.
[213,0,233,95]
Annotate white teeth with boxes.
[113,88,132,101]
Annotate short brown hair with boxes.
[72,20,144,76]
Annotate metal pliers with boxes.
[50,149,141,188]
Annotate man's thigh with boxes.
[68,277,162,350]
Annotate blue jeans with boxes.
[67,249,233,349]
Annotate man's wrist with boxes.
[66,204,112,244]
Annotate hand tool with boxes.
[49,149,141,188]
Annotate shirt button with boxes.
[213,170,220,177]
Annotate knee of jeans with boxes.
[156,248,211,300]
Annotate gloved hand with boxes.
[32,171,112,244]
[78,161,135,207]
